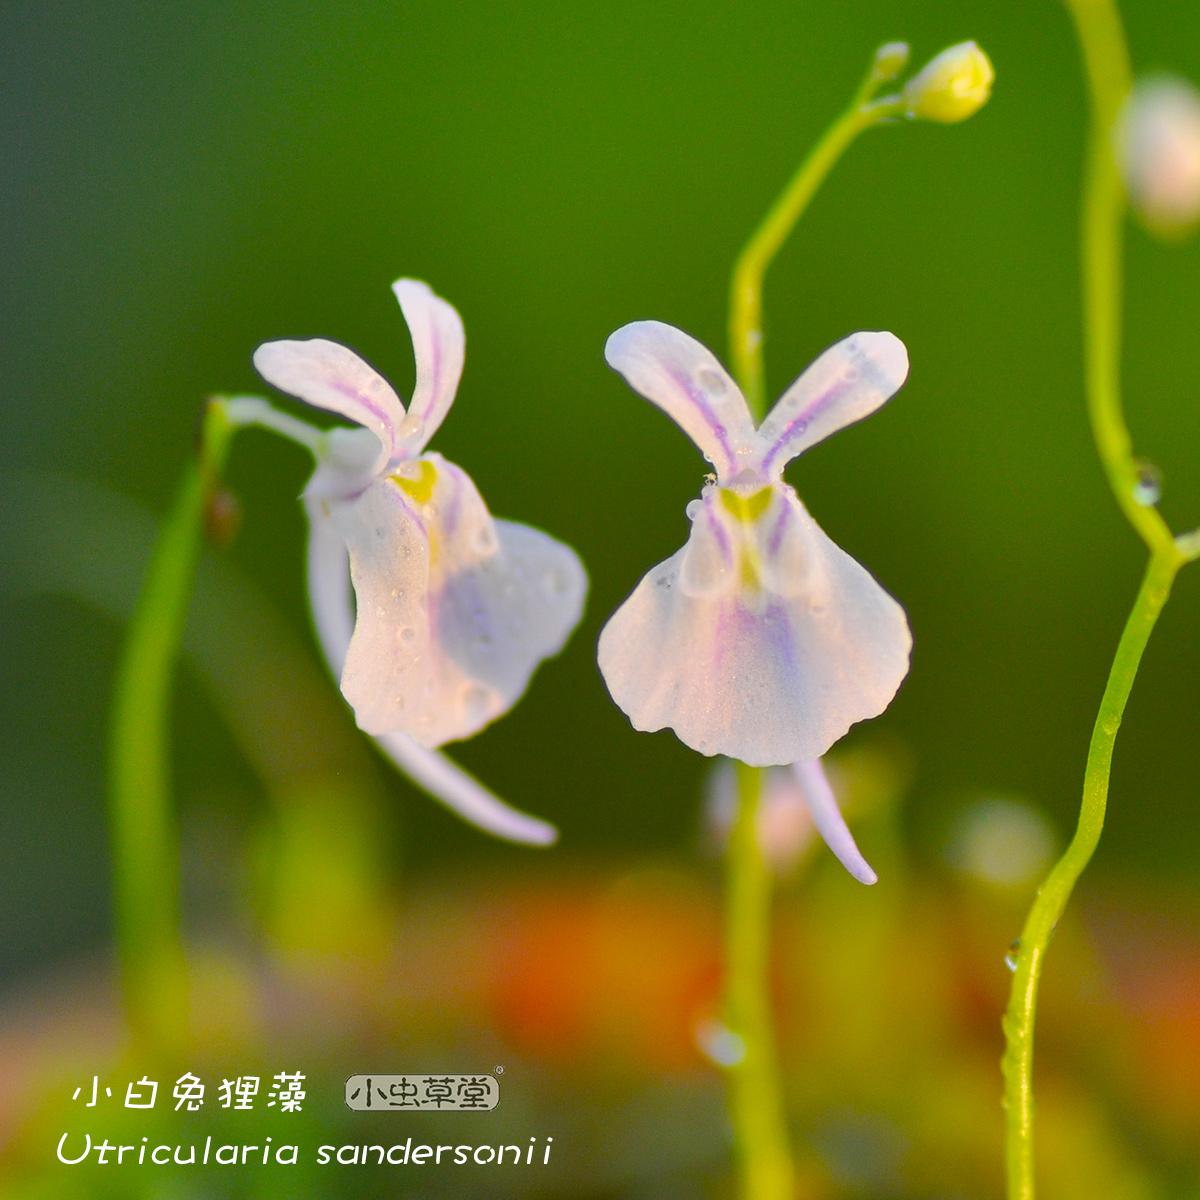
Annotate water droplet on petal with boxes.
[398,413,426,441]
[399,626,415,644]
[695,366,727,396]
[1005,938,1021,972]
[1132,459,1162,506]
[686,499,703,520]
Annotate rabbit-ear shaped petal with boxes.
[605,321,758,482]
[254,338,404,473]
[392,278,466,456]
[758,332,908,477]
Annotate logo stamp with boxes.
[345,1074,499,1111]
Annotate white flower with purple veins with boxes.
[230,279,586,844]
[598,321,911,769]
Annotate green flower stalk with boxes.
[730,39,993,418]
[1001,2,1200,1196]
[108,398,235,1053]
[720,47,989,1197]
[598,41,992,1200]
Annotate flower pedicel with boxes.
[227,279,587,843]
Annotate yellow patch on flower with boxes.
[392,459,438,505]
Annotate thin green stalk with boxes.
[1001,2,1200,1194]
[725,763,793,1200]
[1001,546,1180,1199]
[108,398,235,1053]
[1063,0,1175,556]
[730,70,903,419]
[720,52,908,1197]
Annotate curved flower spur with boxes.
[598,322,911,877]
[227,279,587,844]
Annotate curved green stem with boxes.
[1001,2,1199,1194]
[108,398,235,1053]
[720,51,909,1197]
[1001,546,1180,1199]
[1064,0,1176,555]
[730,76,903,419]
[725,764,793,1200]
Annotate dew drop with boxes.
[1132,459,1162,506]
[398,413,425,441]
[695,1018,746,1067]
[696,366,727,396]
[1005,938,1020,972]
[399,626,415,644]
[686,499,703,520]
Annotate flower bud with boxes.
[903,41,994,123]
[870,41,910,87]
[1116,75,1200,237]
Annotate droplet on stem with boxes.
[1132,458,1162,507]
[1005,938,1021,972]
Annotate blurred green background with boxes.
[2,0,1200,1195]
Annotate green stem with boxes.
[1001,2,1200,1194]
[1001,546,1180,1199]
[725,763,793,1200]
[1062,0,1177,556]
[730,80,902,420]
[108,398,235,1053]
[720,54,906,1196]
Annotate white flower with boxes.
[1116,75,1200,236]
[229,279,587,844]
[597,321,911,768]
